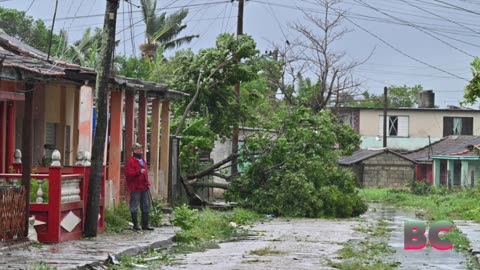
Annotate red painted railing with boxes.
[0,165,105,243]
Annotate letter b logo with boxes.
[404,220,453,251]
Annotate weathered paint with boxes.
[138,91,147,158]
[361,136,442,151]
[160,100,170,201]
[0,102,5,172]
[150,98,161,198]
[78,85,93,153]
[124,90,135,164]
[6,101,15,169]
[107,90,123,208]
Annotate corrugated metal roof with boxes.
[403,136,480,162]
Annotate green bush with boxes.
[409,179,431,195]
[171,204,199,231]
[104,202,130,233]
[30,179,49,203]
[227,108,367,218]
[171,206,260,244]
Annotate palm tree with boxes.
[140,0,198,59]
[55,27,103,68]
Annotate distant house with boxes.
[338,148,417,188]
[404,135,480,188]
[334,90,480,151]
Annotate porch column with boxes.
[160,100,170,201]
[138,91,147,158]
[78,85,93,153]
[107,90,124,207]
[433,159,440,186]
[124,90,135,163]
[150,98,161,198]
[447,160,454,188]
[6,101,15,170]
[0,102,5,173]
[461,161,469,189]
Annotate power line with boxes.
[333,12,469,81]
[354,0,475,58]
[42,1,232,22]
[397,0,480,35]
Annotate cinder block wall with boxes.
[362,152,415,188]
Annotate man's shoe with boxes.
[141,212,154,231]
[131,212,141,231]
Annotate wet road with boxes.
[165,218,364,270]
[166,205,479,270]
[363,204,477,270]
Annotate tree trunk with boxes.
[192,182,229,189]
[84,0,119,237]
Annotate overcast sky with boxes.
[2,0,480,108]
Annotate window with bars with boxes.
[378,115,409,137]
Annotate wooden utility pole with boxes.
[84,0,119,237]
[21,82,34,237]
[383,86,388,148]
[231,0,244,176]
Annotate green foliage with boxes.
[171,204,199,231]
[409,179,431,195]
[115,248,173,269]
[149,200,164,226]
[228,107,367,218]
[464,57,480,105]
[229,208,262,226]
[171,206,259,244]
[115,56,153,80]
[0,7,63,54]
[30,179,49,203]
[169,33,260,137]
[104,202,131,233]
[140,0,198,57]
[171,117,216,174]
[348,85,423,108]
[360,187,480,227]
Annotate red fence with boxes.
[0,165,105,243]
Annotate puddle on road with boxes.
[368,204,478,270]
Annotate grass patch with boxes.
[331,218,399,269]
[32,262,55,270]
[354,219,390,238]
[171,205,260,244]
[104,202,131,233]
[108,248,173,269]
[249,246,285,256]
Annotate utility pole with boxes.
[231,0,244,177]
[383,86,388,148]
[84,0,119,237]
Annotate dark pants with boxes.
[130,190,150,213]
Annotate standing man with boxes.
[125,143,154,231]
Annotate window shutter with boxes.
[378,116,384,136]
[462,117,473,135]
[397,116,409,137]
[443,117,453,137]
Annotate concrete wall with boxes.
[361,152,415,188]
[359,109,480,137]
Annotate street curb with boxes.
[76,236,175,269]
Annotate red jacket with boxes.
[125,156,150,192]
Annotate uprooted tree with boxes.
[226,107,367,218]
